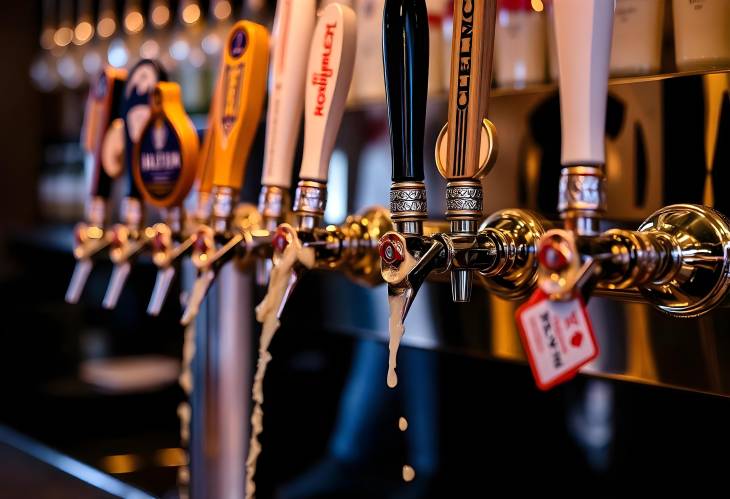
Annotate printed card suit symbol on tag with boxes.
[570,332,583,348]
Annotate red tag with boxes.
[515,289,598,391]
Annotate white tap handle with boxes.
[261,0,317,188]
[554,0,614,166]
[298,3,357,182]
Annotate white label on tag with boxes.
[517,291,598,391]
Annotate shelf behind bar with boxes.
[347,66,730,111]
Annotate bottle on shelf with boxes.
[494,0,546,88]
[609,0,664,77]
[672,0,730,72]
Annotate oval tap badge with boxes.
[133,82,199,208]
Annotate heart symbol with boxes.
[570,332,583,348]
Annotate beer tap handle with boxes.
[297,3,357,184]
[181,21,270,326]
[66,67,127,304]
[194,77,221,219]
[437,0,497,181]
[131,82,199,315]
[261,0,316,190]
[210,21,270,193]
[553,0,614,167]
[383,0,429,184]
[120,59,169,213]
[82,67,127,207]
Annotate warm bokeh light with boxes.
[40,28,55,50]
[74,21,94,45]
[154,448,187,467]
[97,17,116,38]
[140,39,161,59]
[151,5,171,27]
[531,0,544,12]
[214,0,232,20]
[53,26,74,47]
[125,11,144,33]
[101,454,141,474]
[182,4,201,25]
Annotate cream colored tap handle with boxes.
[554,0,614,166]
[261,0,317,188]
[298,3,357,182]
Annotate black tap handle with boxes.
[383,0,429,183]
[121,59,168,199]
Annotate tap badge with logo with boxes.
[221,28,248,137]
[133,82,199,208]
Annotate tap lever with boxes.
[102,261,132,309]
[380,232,445,321]
[181,269,216,326]
[148,266,176,316]
[256,225,316,323]
[537,229,601,303]
[65,259,94,304]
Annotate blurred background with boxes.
[2,0,730,498]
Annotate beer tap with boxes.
[256,2,358,322]
[102,59,169,309]
[129,81,200,316]
[66,67,127,304]
[180,21,270,326]
[517,0,730,390]
[255,0,317,286]
[146,72,220,316]
[378,0,547,325]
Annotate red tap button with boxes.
[194,230,209,255]
[152,232,167,253]
[272,227,290,254]
[538,236,571,272]
[110,228,123,249]
[379,234,405,266]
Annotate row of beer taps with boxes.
[66,0,730,387]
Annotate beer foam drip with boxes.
[387,294,407,388]
[398,416,408,432]
[246,225,315,499]
[402,464,416,482]
[177,325,195,499]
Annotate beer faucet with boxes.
[102,59,169,309]
[66,67,127,304]
[146,72,220,316]
[180,21,270,326]
[378,0,547,324]
[255,0,317,286]
[128,81,200,316]
[257,2,360,319]
[517,0,730,390]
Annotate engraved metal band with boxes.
[121,197,143,230]
[558,166,606,216]
[257,185,291,227]
[293,180,327,218]
[389,181,428,221]
[211,186,235,234]
[87,196,106,227]
[445,180,483,221]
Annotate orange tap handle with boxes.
[210,21,270,191]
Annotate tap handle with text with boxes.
[442,0,496,180]
[261,0,317,189]
[210,21,270,191]
[297,3,357,183]
[121,59,168,201]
